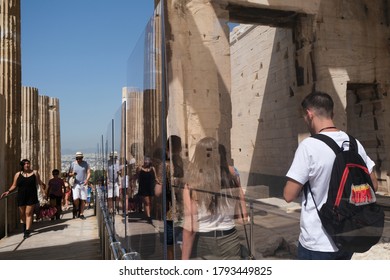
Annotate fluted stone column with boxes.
[143,7,163,158]
[1,0,21,238]
[0,94,5,187]
[38,95,50,184]
[0,94,5,237]
[0,0,22,188]
[21,86,39,169]
[122,87,144,164]
[49,97,61,171]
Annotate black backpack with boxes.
[304,133,384,253]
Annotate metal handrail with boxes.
[95,186,140,260]
[0,191,18,238]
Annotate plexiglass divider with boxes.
[95,1,262,260]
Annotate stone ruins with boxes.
[1,0,61,237]
[1,0,390,239]
[160,0,390,197]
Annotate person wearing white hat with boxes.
[69,152,90,220]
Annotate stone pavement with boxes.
[0,193,389,260]
[249,194,390,260]
[0,208,100,260]
[112,193,390,260]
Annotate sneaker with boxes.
[146,217,153,225]
[23,230,30,239]
[79,215,86,220]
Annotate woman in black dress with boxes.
[137,156,159,224]
[1,159,46,238]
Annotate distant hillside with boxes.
[61,147,97,155]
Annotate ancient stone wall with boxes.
[229,0,390,194]
[230,25,298,192]
[162,0,390,195]
[165,0,232,160]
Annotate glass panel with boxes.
[98,1,308,260]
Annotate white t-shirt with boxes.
[107,162,120,183]
[196,189,237,232]
[286,131,375,252]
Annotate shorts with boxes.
[72,184,88,200]
[107,182,119,198]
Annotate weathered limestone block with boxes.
[223,0,321,15]
[166,0,231,158]
[230,24,297,182]
[228,0,390,194]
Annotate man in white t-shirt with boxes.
[283,91,378,260]
[69,152,91,220]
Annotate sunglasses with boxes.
[76,157,83,160]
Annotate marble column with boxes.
[38,95,50,184]
[0,0,21,238]
[49,97,61,171]
[143,7,163,158]
[122,87,144,164]
[0,0,22,188]
[21,86,39,169]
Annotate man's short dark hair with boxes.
[52,169,60,175]
[301,91,334,119]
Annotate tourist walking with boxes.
[181,137,243,260]
[283,91,378,260]
[62,177,72,211]
[137,156,159,224]
[47,169,65,220]
[107,152,120,214]
[1,159,46,238]
[69,152,91,220]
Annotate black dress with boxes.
[137,168,155,196]
[16,172,39,206]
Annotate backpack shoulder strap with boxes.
[347,134,358,152]
[303,133,340,206]
[311,133,341,155]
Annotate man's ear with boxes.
[306,108,315,120]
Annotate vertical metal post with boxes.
[111,119,116,236]
[250,201,254,256]
[5,196,8,237]
[160,0,168,260]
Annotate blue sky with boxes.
[21,0,155,154]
